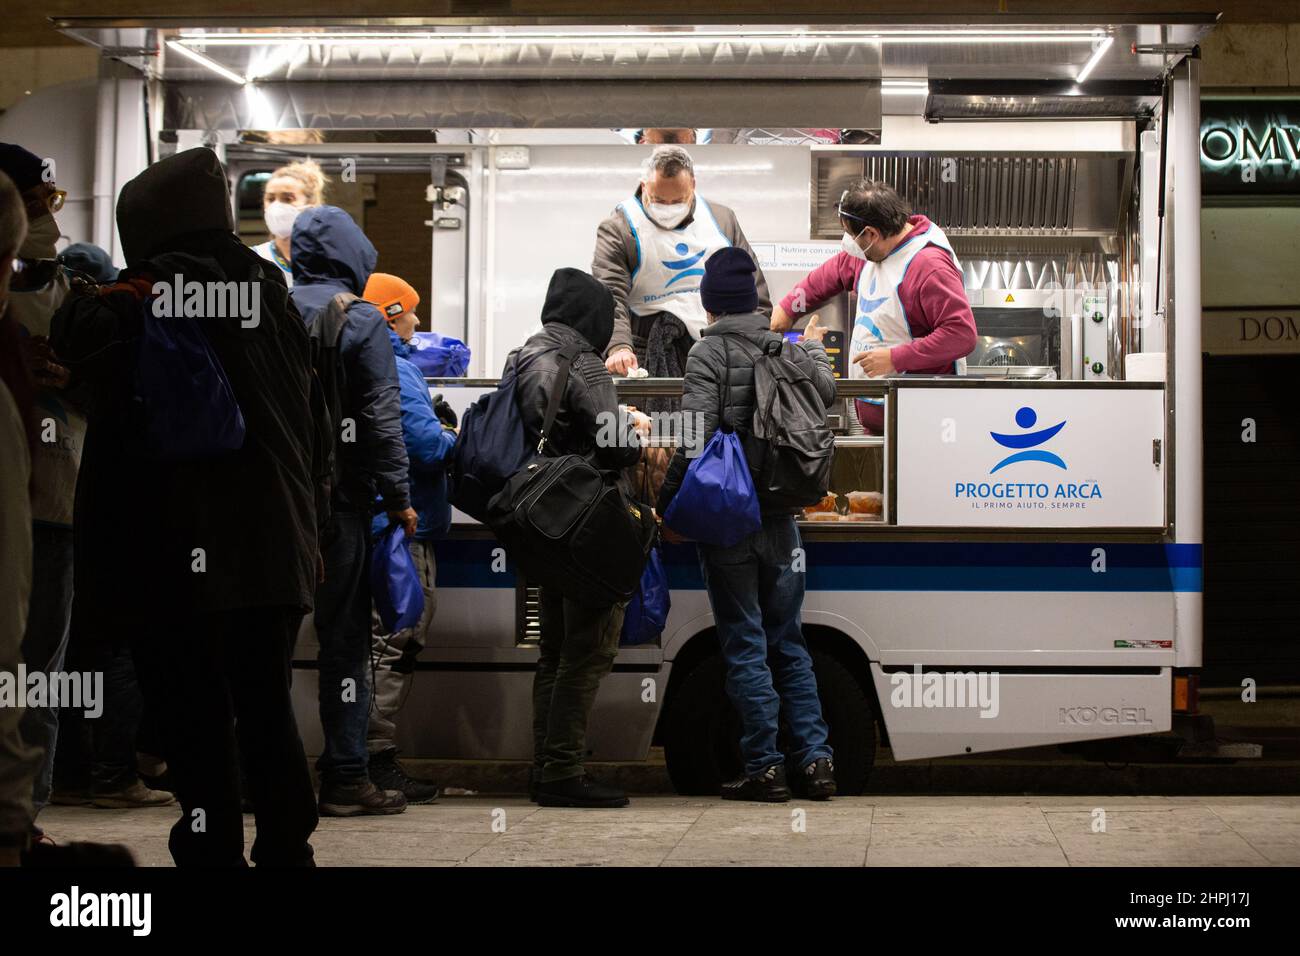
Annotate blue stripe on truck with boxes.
[432,539,1203,593]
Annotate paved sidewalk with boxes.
[36,795,1300,867]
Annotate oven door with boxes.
[967,289,1072,379]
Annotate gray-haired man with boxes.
[592,144,772,377]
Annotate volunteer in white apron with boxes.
[592,144,772,377]
[771,180,978,434]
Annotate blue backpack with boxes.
[134,296,246,460]
[662,427,762,548]
[407,331,471,378]
[448,352,531,522]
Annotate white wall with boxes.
[481,143,812,375]
[0,79,101,261]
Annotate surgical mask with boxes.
[647,201,690,229]
[264,201,303,240]
[20,214,61,260]
[840,226,877,262]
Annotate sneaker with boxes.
[368,751,440,805]
[536,773,629,808]
[318,780,407,817]
[793,757,837,801]
[91,781,176,809]
[721,763,791,803]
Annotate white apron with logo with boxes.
[616,195,731,340]
[849,222,966,408]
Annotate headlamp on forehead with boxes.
[836,189,868,227]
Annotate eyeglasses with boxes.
[11,256,60,290]
[24,187,66,219]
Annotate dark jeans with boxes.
[698,513,833,777]
[314,512,373,785]
[532,589,624,783]
[53,638,144,796]
[19,524,74,814]
[137,607,317,867]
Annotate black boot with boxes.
[721,763,791,803]
[368,750,440,805]
[318,779,408,817]
[792,757,837,801]
[536,773,629,808]
[528,767,541,803]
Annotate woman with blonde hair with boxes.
[254,159,327,287]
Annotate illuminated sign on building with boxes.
[1200,100,1300,195]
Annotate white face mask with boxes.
[840,226,877,262]
[264,201,303,240]
[646,201,690,229]
[20,214,61,260]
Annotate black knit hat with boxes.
[0,143,46,193]
[699,247,759,315]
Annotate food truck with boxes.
[34,13,1220,793]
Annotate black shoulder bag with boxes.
[484,345,655,607]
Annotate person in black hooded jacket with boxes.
[511,268,646,808]
[49,147,320,866]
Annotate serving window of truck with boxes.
[56,14,1221,792]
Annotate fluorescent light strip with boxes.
[166,39,247,85]
[175,30,1101,48]
[1075,36,1114,83]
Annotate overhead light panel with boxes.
[1075,36,1115,83]
[173,28,1103,49]
[166,40,246,85]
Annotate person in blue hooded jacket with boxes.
[360,272,456,804]
[290,206,416,818]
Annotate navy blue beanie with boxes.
[0,143,46,193]
[699,247,759,315]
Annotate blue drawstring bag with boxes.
[408,331,471,378]
[621,547,670,645]
[663,428,762,548]
[371,524,425,632]
[135,298,246,460]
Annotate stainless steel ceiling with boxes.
[57,20,1217,85]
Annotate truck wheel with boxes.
[663,647,876,796]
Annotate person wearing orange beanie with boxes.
[359,272,455,804]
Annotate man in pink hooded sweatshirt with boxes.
[770,180,977,434]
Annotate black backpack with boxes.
[447,351,531,523]
[731,335,836,510]
[306,292,354,529]
[485,344,655,606]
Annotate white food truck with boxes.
[15,13,1224,793]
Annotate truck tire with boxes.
[663,646,876,795]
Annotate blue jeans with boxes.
[698,514,832,777]
[314,512,373,785]
[19,524,74,814]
